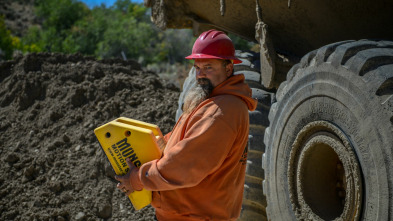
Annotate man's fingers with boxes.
[117,182,125,189]
[114,175,122,181]
[125,189,133,196]
[115,158,137,197]
[115,174,128,182]
[118,183,130,195]
[126,158,134,169]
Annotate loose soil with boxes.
[0,52,180,220]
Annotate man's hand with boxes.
[115,158,142,196]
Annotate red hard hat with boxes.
[185,30,242,64]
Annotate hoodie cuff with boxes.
[139,159,171,191]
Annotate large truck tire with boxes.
[176,51,271,220]
[235,51,272,221]
[263,40,393,220]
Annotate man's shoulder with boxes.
[212,94,248,111]
[195,94,248,118]
[187,94,249,133]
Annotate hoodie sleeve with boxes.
[138,107,238,191]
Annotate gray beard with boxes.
[182,78,214,115]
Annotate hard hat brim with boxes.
[185,53,242,64]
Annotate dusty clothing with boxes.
[138,74,257,220]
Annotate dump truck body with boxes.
[145,0,393,220]
[147,0,393,61]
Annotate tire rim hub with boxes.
[288,121,362,220]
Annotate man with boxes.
[115,29,257,220]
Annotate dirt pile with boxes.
[0,53,179,220]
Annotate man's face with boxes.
[193,59,233,88]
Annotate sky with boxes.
[80,0,144,8]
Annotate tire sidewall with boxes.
[265,63,391,220]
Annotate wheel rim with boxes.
[288,121,362,220]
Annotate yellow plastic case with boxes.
[94,117,164,210]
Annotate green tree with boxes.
[0,15,40,60]
[35,0,89,31]
[22,25,44,51]
[17,0,198,65]
[160,29,195,64]
[62,6,110,54]
[0,15,14,59]
[229,33,256,52]
[33,0,90,52]
[95,10,157,63]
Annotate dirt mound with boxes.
[0,53,179,220]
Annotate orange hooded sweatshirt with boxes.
[137,74,257,220]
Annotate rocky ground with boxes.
[0,52,180,220]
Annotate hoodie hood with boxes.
[210,74,257,111]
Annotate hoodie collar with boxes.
[209,74,257,111]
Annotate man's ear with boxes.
[226,63,234,77]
